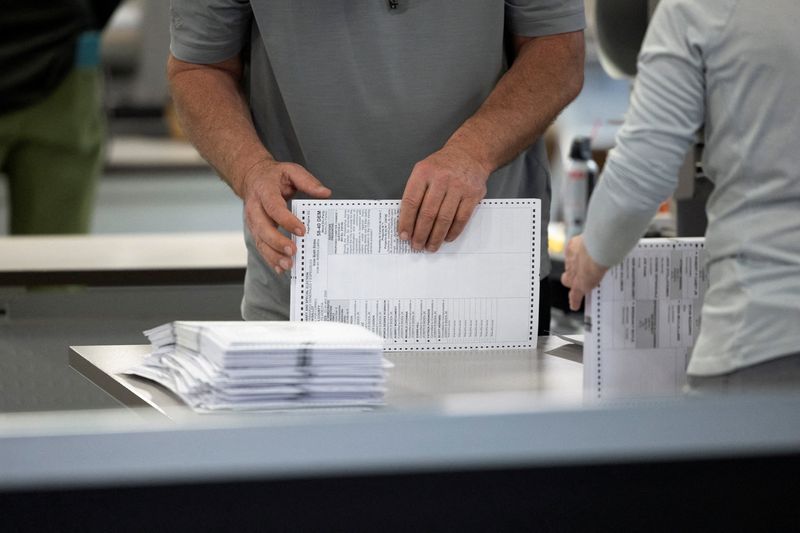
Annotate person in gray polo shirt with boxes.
[168,1,585,333]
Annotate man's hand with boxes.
[167,54,332,275]
[395,30,584,253]
[397,144,490,252]
[241,159,331,274]
[560,235,609,311]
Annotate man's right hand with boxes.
[240,159,331,274]
[166,53,330,273]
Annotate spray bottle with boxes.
[562,136,598,241]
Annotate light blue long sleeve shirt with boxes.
[583,0,800,375]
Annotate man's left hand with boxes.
[397,145,489,252]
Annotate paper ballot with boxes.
[125,321,388,412]
[583,238,708,399]
[290,199,540,350]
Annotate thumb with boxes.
[288,166,332,198]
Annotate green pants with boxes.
[0,67,104,235]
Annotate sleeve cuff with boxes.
[170,36,244,65]
[582,177,658,267]
[507,9,585,37]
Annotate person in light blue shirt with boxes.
[562,0,800,393]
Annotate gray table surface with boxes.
[0,232,246,285]
[1,337,797,492]
[69,336,584,420]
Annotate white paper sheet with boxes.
[290,199,540,350]
[584,238,708,399]
[128,321,389,412]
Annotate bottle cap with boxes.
[569,136,593,161]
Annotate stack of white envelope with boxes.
[126,321,388,412]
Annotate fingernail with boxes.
[399,232,409,241]
[280,258,291,270]
[284,246,293,255]
[274,266,282,275]
[427,245,438,253]
[294,228,304,236]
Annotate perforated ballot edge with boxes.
[290,199,540,351]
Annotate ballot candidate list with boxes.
[601,243,707,351]
[585,239,708,398]
[291,200,540,350]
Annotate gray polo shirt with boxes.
[583,0,800,375]
[170,0,585,320]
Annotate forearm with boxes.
[167,54,272,198]
[446,31,585,174]
[581,167,659,267]
[582,3,707,267]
